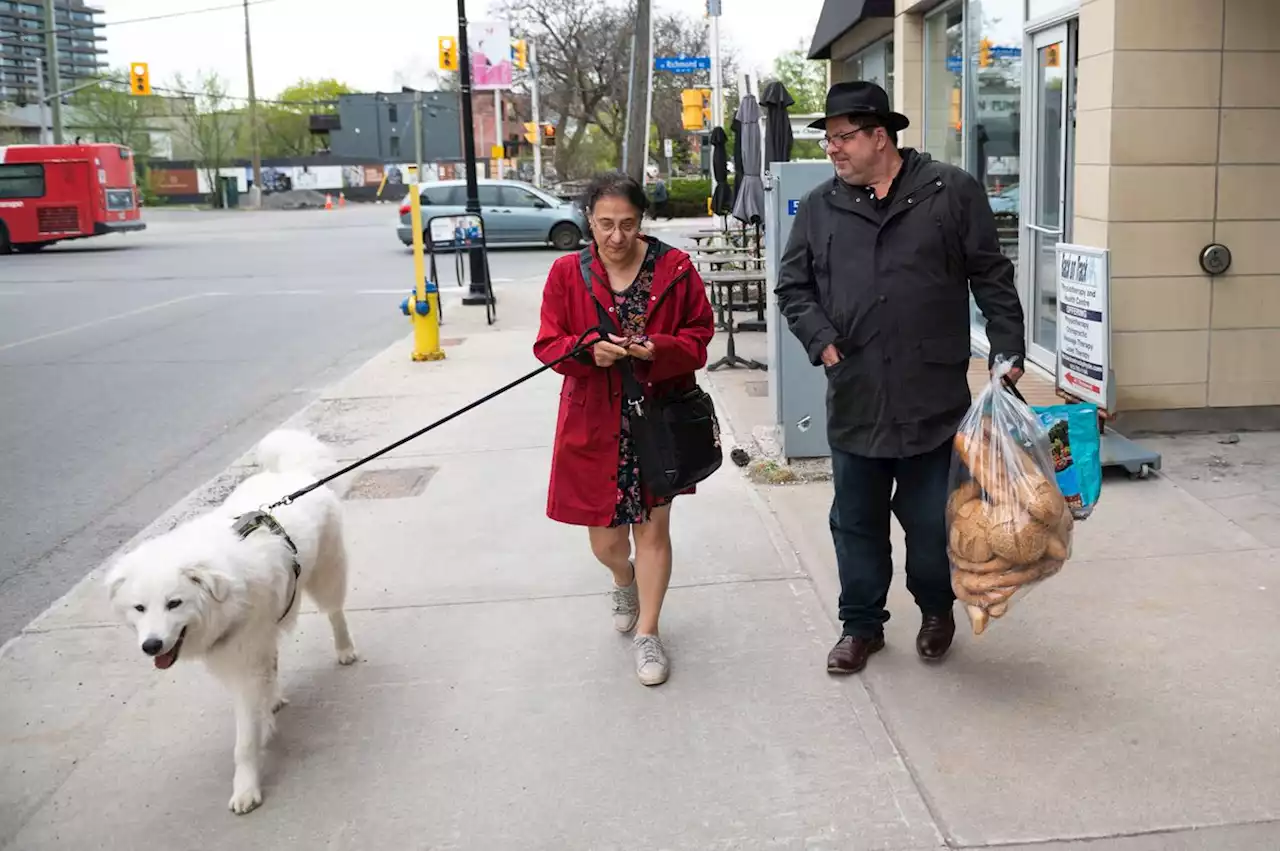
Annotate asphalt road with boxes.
[0,204,555,642]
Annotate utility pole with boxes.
[243,0,263,209]
[493,89,503,180]
[34,57,49,144]
[708,0,723,199]
[41,0,62,143]
[642,9,654,181]
[414,88,424,185]
[529,40,542,188]
[456,0,491,306]
[621,25,636,173]
[623,0,651,184]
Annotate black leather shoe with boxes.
[916,609,956,660]
[826,634,885,674]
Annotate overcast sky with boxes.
[102,0,827,103]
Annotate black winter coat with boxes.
[775,150,1025,459]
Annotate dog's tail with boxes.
[254,429,336,477]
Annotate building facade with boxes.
[0,0,106,104]
[811,0,1280,419]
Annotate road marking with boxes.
[0,294,213,353]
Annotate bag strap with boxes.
[578,249,648,414]
[1001,376,1028,404]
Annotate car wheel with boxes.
[14,241,47,253]
[549,222,582,251]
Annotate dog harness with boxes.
[231,510,302,624]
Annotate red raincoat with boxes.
[533,239,715,526]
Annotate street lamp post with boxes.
[456,0,492,306]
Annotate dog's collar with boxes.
[231,510,302,624]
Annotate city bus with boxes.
[0,142,145,254]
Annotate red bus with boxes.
[0,142,146,254]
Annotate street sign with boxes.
[1055,243,1112,410]
[663,138,673,159]
[655,56,711,73]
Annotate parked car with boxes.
[397,179,587,250]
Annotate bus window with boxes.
[0,164,45,199]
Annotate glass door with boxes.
[1023,22,1076,369]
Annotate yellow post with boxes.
[407,172,446,362]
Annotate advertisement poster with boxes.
[1055,243,1111,410]
[469,20,513,90]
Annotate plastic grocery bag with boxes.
[946,359,1073,636]
[1033,403,1102,521]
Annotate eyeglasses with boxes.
[819,126,874,152]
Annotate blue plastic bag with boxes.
[1033,403,1102,520]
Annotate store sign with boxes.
[1055,243,1112,410]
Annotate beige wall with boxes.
[1075,0,1280,411]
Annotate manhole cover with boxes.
[343,466,437,500]
[745,381,768,397]
[441,337,467,347]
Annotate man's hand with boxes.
[1004,366,1024,384]
[593,338,630,368]
[820,344,842,367]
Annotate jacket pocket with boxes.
[823,353,879,428]
[910,335,973,419]
[562,377,589,407]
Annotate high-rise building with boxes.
[0,1,106,104]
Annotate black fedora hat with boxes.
[807,81,910,133]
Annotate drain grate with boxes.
[745,381,768,397]
[343,466,437,500]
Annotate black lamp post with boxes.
[456,0,494,306]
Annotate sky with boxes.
[101,0,827,104]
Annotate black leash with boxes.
[263,326,607,512]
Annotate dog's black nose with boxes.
[141,638,164,656]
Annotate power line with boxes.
[0,0,283,48]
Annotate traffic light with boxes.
[129,62,151,96]
[681,88,707,131]
[542,124,555,147]
[511,39,528,71]
[438,36,458,72]
[523,122,538,144]
[978,37,992,68]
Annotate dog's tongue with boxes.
[154,649,177,670]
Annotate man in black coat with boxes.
[776,81,1026,674]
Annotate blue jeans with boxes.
[829,440,956,638]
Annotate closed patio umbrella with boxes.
[730,94,764,225]
[709,127,732,216]
[759,81,796,167]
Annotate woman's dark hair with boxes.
[581,171,649,216]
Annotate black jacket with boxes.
[775,150,1025,458]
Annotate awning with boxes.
[807,0,895,60]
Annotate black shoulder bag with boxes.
[579,249,723,499]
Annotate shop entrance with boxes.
[1021,19,1077,370]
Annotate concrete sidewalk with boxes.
[707,332,1280,850]
[0,284,943,850]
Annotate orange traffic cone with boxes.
[324,193,333,210]
[339,192,346,208]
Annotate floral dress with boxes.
[609,242,673,528]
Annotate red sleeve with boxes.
[641,265,715,383]
[533,258,597,378]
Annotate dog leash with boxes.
[261,326,608,512]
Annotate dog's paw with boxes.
[228,786,263,815]
[336,646,358,666]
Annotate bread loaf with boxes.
[986,505,1050,564]
[949,499,994,562]
[947,480,982,521]
[966,604,989,635]
[948,549,1012,575]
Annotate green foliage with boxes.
[769,46,827,114]
[68,69,155,155]
[664,177,711,217]
[255,78,352,158]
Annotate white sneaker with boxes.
[633,634,669,686]
[611,564,639,633]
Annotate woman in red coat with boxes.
[533,172,714,686]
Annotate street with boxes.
[0,205,553,642]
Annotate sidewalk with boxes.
[0,284,943,850]
[706,332,1280,849]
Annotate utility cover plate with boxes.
[343,467,437,500]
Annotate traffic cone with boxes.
[324,193,333,210]
[339,192,346,208]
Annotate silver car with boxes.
[397,178,588,250]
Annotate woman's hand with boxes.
[593,338,630,368]
[625,340,655,361]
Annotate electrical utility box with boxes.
[764,160,838,460]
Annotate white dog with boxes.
[105,429,357,815]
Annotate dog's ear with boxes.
[181,565,231,603]
[104,563,127,602]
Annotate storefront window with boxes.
[846,38,894,104]
[923,4,964,169]
[966,0,1025,332]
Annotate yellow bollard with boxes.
[408,179,446,362]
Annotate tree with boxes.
[503,0,633,179]
[255,78,352,158]
[67,68,155,155]
[173,71,241,206]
